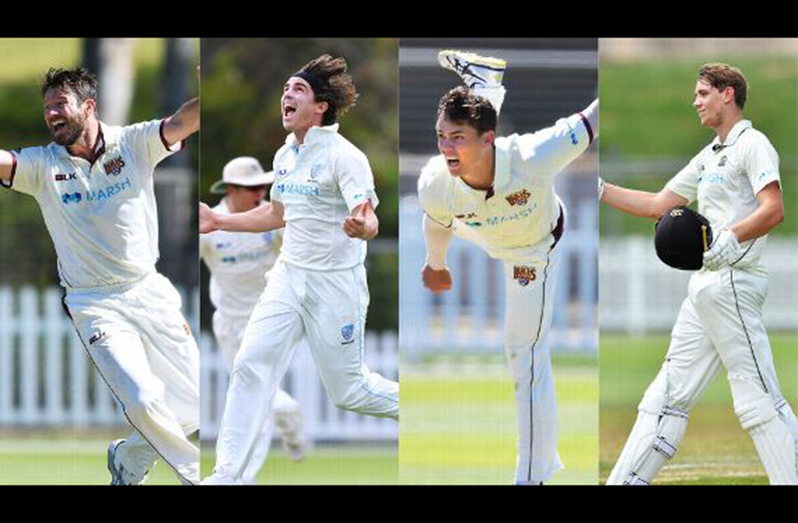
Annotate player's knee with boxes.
[124,389,163,425]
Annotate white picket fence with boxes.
[0,285,398,443]
[600,236,798,334]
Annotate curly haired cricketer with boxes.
[200,55,398,485]
[419,50,598,485]
[0,67,200,485]
[600,63,798,485]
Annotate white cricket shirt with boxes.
[418,113,592,260]
[270,124,378,271]
[666,120,780,275]
[2,120,182,289]
[200,198,282,319]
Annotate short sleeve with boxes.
[665,155,701,204]
[744,133,780,195]
[2,147,45,197]
[513,113,592,179]
[122,119,183,171]
[417,156,453,228]
[335,149,379,212]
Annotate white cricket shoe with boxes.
[200,471,241,485]
[276,409,307,463]
[107,439,145,486]
[438,50,507,89]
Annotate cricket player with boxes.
[199,55,399,485]
[200,156,306,484]
[600,63,798,485]
[0,67,200,485]
[419,50,598,484]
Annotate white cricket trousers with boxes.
[213,259,399,481]
[608,268,798,485]
[503,245,562,485]
[64,272,200,484]
[212,310,302,484]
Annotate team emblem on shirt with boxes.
[341,324,355,345]
[506,189,531,207]
[513,265,537,287]
[88,331,108,345]
[718,155,728,167]
[103,156,126,177]
[309,163,324,179]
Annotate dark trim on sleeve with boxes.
[578,112,594,145]
[159,119,185,153]
[0,152,17,189]
[424,211,453,229]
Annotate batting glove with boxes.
[703,229,741,270]
[598,176,605,201]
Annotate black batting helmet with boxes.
[654,206,713,270]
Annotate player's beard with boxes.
[50,114,86,147]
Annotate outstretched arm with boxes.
[600,181,687,221]
[421,214,454,294]
[200,200,285,234]
[0,150,14,183]
[162,66,200,147]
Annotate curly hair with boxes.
[40,67,99,106]
[698,63,748,110]
[297,55,359,126]
[437,86,497,135]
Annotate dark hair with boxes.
[698,63,748,110]
[297,55,358,126]
[41,67,98,106]
[437,86,497,135]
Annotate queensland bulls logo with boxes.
[513,265,536,287]
[506,189,531,207]
[103,156,125,177]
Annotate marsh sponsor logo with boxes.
[62,177,132,205]
[276,183,320,197]
[86,177,132,202]
[483,206,538,227]
[61,192,82,204]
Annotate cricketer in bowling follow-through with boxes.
[600,62,798,485]
[199,54,399,485]
[419,50,598,485]
[200,156,307,485]
[0,66,200,484]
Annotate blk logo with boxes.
[55,173,77,182]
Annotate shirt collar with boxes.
[711,119,752,150]
[285,123,340,150]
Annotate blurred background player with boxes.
[200,54,398,485]
[200,156,306,484]
[418,50,598,484]
[600,61,798,485]
[0,63,199,484]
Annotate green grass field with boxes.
[600,333,798,485]
[201,444,397,485]
[0,437,396,485]
[400,353,598,485]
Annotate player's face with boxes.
[281,77,326,132]
[436,116,493,177]
[228,184,268,213]
[43,88,90,146]
[693,80,729,128]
